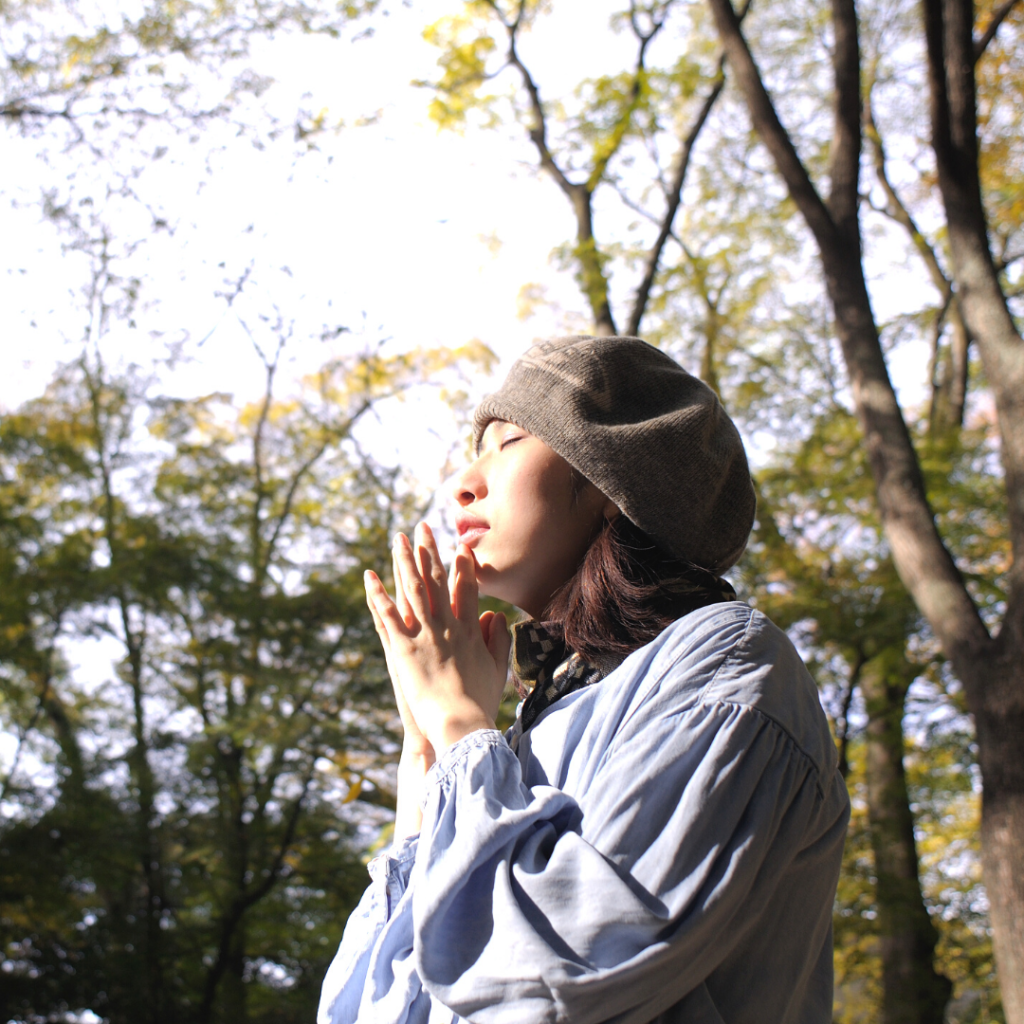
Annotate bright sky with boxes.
[0,0,639,425]
[0,0,941,436]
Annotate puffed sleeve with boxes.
[319,608,848,1024]
[407,706,835,1024]
[317,835,422,1024]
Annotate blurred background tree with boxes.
[0,279,487,1021]
[0,324,489,1022]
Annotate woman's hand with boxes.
[365,546,436,841]
[364,544,436,839]
[365,522,511,760]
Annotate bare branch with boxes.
[498,6,625,332]
[260,399,371,574]
[828,0,864,242]
[974,0,1022,60]
[864,86,974,430]
[835,651,864,779]
[704,0,837,250]
[504,32,574,197]
[587,4,669,191]
[626,60,726,336]
[864,96,951,301]
[497,0,677,335]
[0,102,74,122]
[629,0,676,43]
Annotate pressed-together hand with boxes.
[364,537,436,839]
[365,522,510,837]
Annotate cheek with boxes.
[516,463,573,532]
[494,488,552,556]
[483,462,565,559]
[520,473,593,559]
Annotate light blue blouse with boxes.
[318,603,850,1023]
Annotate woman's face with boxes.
[451,420,617,618]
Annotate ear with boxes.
[602,498,622,521]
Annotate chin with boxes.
[475,571,526,614]
[477,575,512,605]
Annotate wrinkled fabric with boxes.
[318,603,850,1024]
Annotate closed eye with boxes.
[500,434,524,450]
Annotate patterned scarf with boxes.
[510,620,605,732]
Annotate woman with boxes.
[318,335,850,1024]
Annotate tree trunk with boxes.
[861,653,952,1024]
[922,0,1024,1015]
[128,659,164,1024]
[702,0,1019,1015]
[975,672,1024,1024]
[42,683,87,806]
[218,918,248,1024]
[569,184,617,336]
[931,305,970,432]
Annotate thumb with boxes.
[479,609,496,644]
[485,611,511,673]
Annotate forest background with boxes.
[0,0,1021,1022]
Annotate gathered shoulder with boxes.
[621,602,837,780]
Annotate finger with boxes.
[448,550,459,603]
[366,568,413,639]
[392,542,417,629]
[393,532,431,624]
[452,543,479,624]
[367,588,411,697]
[486,611,511,675]
[479,609,495,645]
[364,575,393,657]
[365,572,429,746]
[415,522,451,618]
[370,600,406,703]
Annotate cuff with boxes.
[423,728,506,800]
[367,833,420,918]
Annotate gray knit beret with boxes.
[473,335,756,573]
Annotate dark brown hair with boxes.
[543,513,736,669]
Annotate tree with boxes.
[0,324,490,1021]
[0,0,382,409]
[0,0,377,140]
[415,0,1019,1017]
[747,404,1006,1021]
[699,1,1024,1017]
[422,0,744,341]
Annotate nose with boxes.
[451,456,486,508]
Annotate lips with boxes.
[455,512,490,547]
